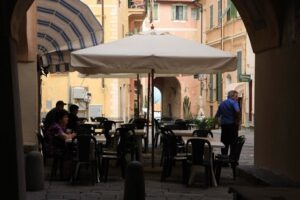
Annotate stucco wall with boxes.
[18,62,38,145]
[255,45,300,181]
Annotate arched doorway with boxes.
[154,77,181,119]
[153,86,162,120]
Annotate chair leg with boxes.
[182,160,188,184]
[232,164,236,180]
[101,158,109,182]
[188,166,196,186]
[50,158,58,180]
[73,163,81,183]
[215,165,221,185]
[160,157,168,182]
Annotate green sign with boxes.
[239,74,251,82]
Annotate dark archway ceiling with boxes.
[232,0,282,53]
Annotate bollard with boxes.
[123,161,145,200]
[25,151,44,191]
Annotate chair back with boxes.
[160,127,178,157]
[192,129,213,138]
[186,138,212,165]
[95,117,108,123]
[115,127,137,158]
[72,135,97,162]
[131,118,147,129]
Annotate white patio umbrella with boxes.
[70,30,237,174]
[71,30,236,75]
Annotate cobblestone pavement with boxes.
[27,128,254,200]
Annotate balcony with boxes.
[128,0,146,17]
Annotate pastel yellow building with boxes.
[41,0,145,122]
[203,0,255,127]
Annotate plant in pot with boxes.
[192,117,216,137]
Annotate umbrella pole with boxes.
[151,69,155,168]
[146,73,150,153]
[137,73,140,117]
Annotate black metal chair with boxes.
[101,120,116,147]
[185,138,214,186]
[70,134,98,185]
[160,127,188,183]
[100,127,137,182]
[214,135,246,184]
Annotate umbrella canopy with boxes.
[71,30,236,74]
[37,0,103,74]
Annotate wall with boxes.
[18,62,38,145]
[255,45,300,181]
[254,1,300,180]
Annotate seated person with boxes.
[45,109,76,158]
[67,104,80,133]
[44,109,76,180]
[43,100,67,132]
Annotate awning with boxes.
[37,0,103,74]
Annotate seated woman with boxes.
[44,109,76,180]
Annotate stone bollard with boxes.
[123,161,145,200]
[25,151,44,191]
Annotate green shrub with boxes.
[192,117,217,130]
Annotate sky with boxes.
[154,87,161,103]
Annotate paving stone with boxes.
[27,128,255,200]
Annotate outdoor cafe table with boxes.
[93,128,146,162]
[65,134,106,144]
[172,129,194,137]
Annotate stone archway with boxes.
[232,0,300,181]
[154,77,181,119]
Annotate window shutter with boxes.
[210,5,213,29]
[171,5,175,20]
[154,3,158,20]
[218,0,222,26]
[237,51,242,82]
[183,5,187,20]
[209,74,214,102]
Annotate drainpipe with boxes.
[101,0,105,43]
[217,0,223,103]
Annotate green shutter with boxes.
[227,0,231,21]
[210,5,213,29]
[183,5,187,20]
[171,5,175,20]
[217,72,222,102]
[154,3,158,20]
[209,74,214,102]
[218,0,222,26]
[237,51,242,82]
[230,2,237,18]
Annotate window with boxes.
[227,0,237,21]
[172,4,187,21]
[236,51,242,82]
[209,5,213,28]
[191,8,199,20]
[217,0,222,26]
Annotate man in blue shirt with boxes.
[215,90,240,157]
